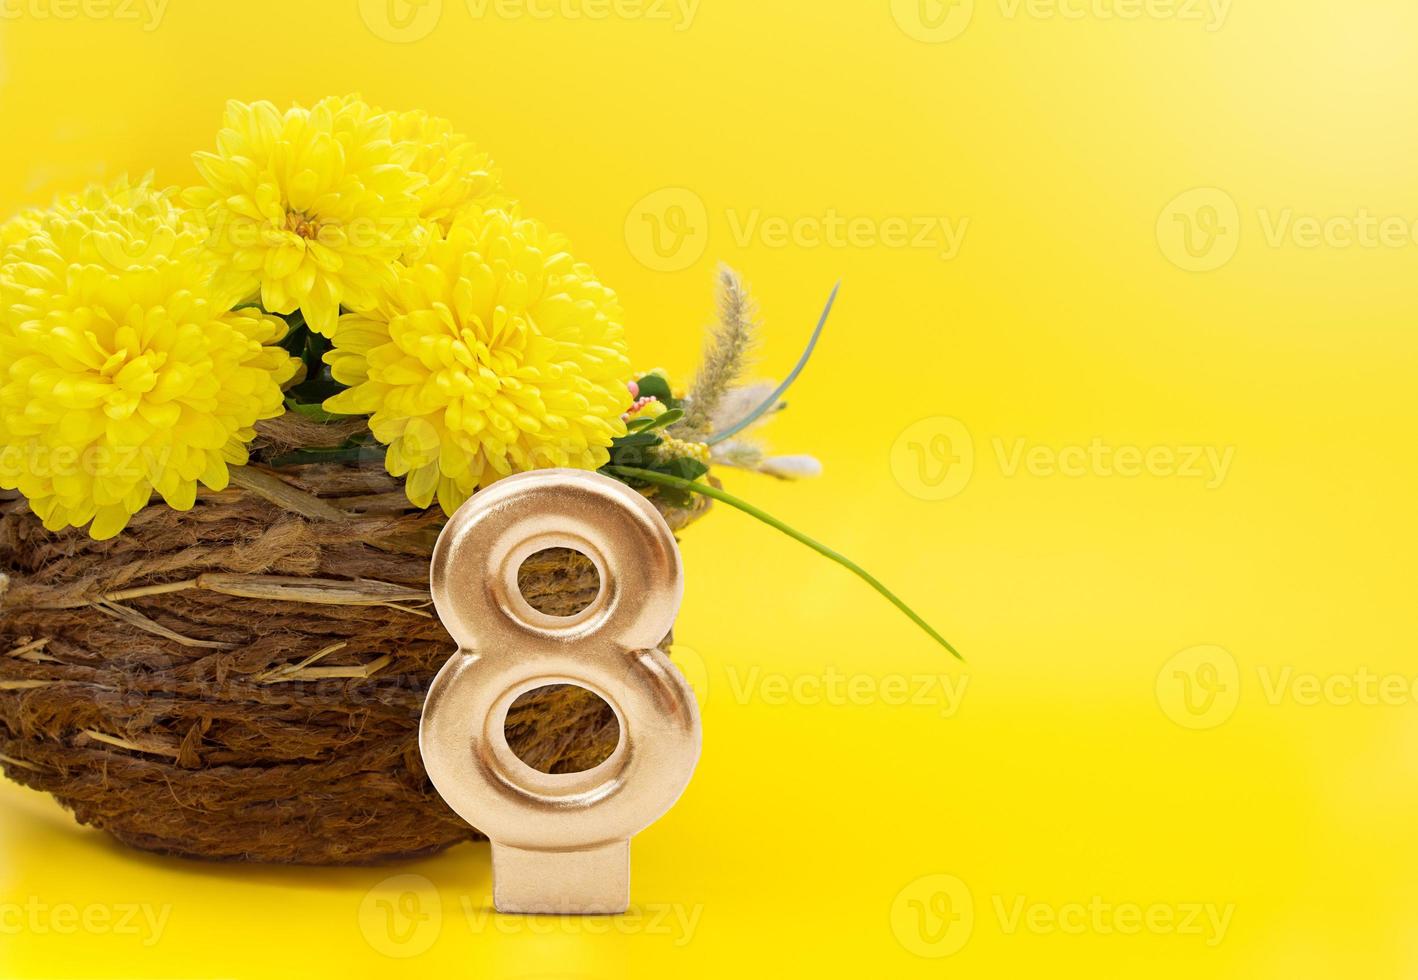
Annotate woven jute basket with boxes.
[0,416,707,864]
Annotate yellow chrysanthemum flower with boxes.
[183,96,427,338]
[323,210,632,515]
[387,108,509,232]
[0,177,298,540]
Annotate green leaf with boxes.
[660,457,709,482]
[635,374,673,402]
[646,407,685,430]
[285,400,343,423]
[611,432,663,450]
[268,444,387,468]
[604,465,962,659]
[625,407,686,434]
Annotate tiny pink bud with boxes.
[627,380,640,398]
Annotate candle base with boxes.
[491,840,631,915]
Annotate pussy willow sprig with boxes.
[599,278,960,658]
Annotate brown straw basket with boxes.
[0,415,707,864]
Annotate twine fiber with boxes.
[0,421,706,864]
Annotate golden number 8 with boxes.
[420,469,701,911]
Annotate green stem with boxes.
[607,465,962,660]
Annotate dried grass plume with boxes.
[680,264,758,437]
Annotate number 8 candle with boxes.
[420,469,702,914]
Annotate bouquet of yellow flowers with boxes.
[0,96,952,864]
[5,96,650,537]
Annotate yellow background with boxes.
[2,0,1416,976]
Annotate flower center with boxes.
[285,210,320,240]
